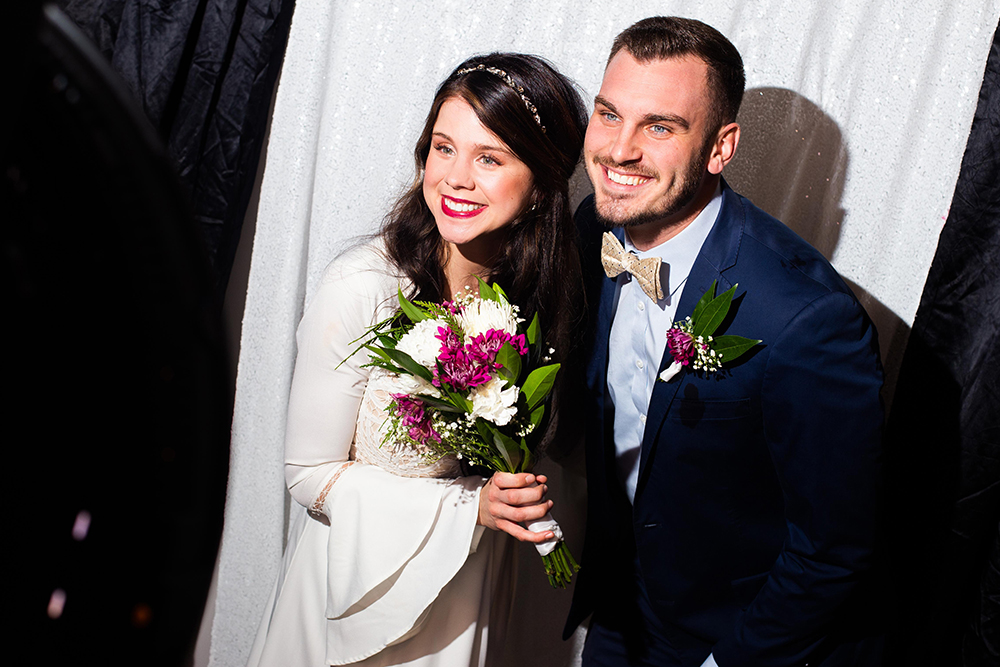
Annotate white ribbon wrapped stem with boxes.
[526,513,564,556]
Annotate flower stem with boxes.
[540,541,580,589]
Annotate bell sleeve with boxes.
[281,243,487,665]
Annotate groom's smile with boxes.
[584,51,720,245]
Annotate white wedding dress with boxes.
[247,241,516,667]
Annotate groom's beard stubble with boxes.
[592,146,710,232]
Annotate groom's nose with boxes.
[609,125,642,164]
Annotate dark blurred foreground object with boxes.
[884,20,1000,667]
[57,0,296,295]
[3,3,230,665]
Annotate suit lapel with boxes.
[634,184,746,499]
[587,226,624,415]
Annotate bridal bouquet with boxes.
[359,279,579,588]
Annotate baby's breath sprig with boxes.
[659,281,761,383]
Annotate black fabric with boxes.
[884,20,1000,667]
[4,5,230,664]
[57,0,295,294]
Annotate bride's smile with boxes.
[423,97,534,256]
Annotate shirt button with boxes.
[636,359,644,370]
[640,414,647,424]
[637,301,645,311]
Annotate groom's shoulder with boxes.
[725,189,853,303]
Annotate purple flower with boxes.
[467,329,529,366]
[408,420,442,445]
[391,394,441,445]
[436,326,462,356]
[434,348,492,390]
[509,333,528,356]
[666,327,696,366]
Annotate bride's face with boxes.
[423,97,534,257]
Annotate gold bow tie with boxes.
[601,232,663,302]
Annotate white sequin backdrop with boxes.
[209,1,999,665]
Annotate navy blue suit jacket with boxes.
[566,183,885,666]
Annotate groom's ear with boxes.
[706,122,740,175]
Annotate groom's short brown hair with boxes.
[609,16,745,130]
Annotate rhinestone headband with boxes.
[456,64,546,133]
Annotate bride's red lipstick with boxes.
[441,195,486,218]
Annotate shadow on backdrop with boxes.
[727,86,910,410]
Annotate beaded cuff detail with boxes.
[309,461,356,518]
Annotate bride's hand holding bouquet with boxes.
[359,279,579,588]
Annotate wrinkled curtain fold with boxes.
[885,21,1000,667]
[58,0,295,293]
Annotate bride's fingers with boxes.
[492,471,540,489]
[490,472,551,507]
[489,497,554,528]
[494,483,548,507]
[496,518,555,543]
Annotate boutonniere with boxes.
[659,280,761,383]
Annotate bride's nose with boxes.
[445,157,475,190]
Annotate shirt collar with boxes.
[623,183,723,302]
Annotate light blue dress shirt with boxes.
[606,185,723,503]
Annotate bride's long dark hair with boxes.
[381,53,588,361]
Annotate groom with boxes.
[565,17,886,667]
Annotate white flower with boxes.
[395,318,447,368]
[393,372,440,398]
[469,378,520,426]
[458,298,520,337]
[658,360,683,383]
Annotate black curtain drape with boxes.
[5,4,231,663]
[885,20,1000,667]
[57,0,295,294]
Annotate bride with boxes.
[247,52,588,666]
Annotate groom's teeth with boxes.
[444,198,484,212]
[607,169,649,186]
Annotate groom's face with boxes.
[584,52,716,230]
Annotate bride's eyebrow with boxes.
[432,132,512,156]
[473,143,512,155]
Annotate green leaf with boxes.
[475,418,493,444]
[526,312,541,346]
[711,335,761,364]
[365,344,391,361]
[444,388,472,412]
[398,288,428,322]
[693,283,738,338]
[522,363,561,410]
[363,359,404,375]
[529,404,546,429]
[376,334,398,349]
[492,282,509,302]
[413,393,464,412]
[476,276,499,302]
[382,348,434,382]
[476,419,519,472]
[691,279,717,324]
[491,426,522,472]
[495,342,522,384]
[518,438,533,473]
